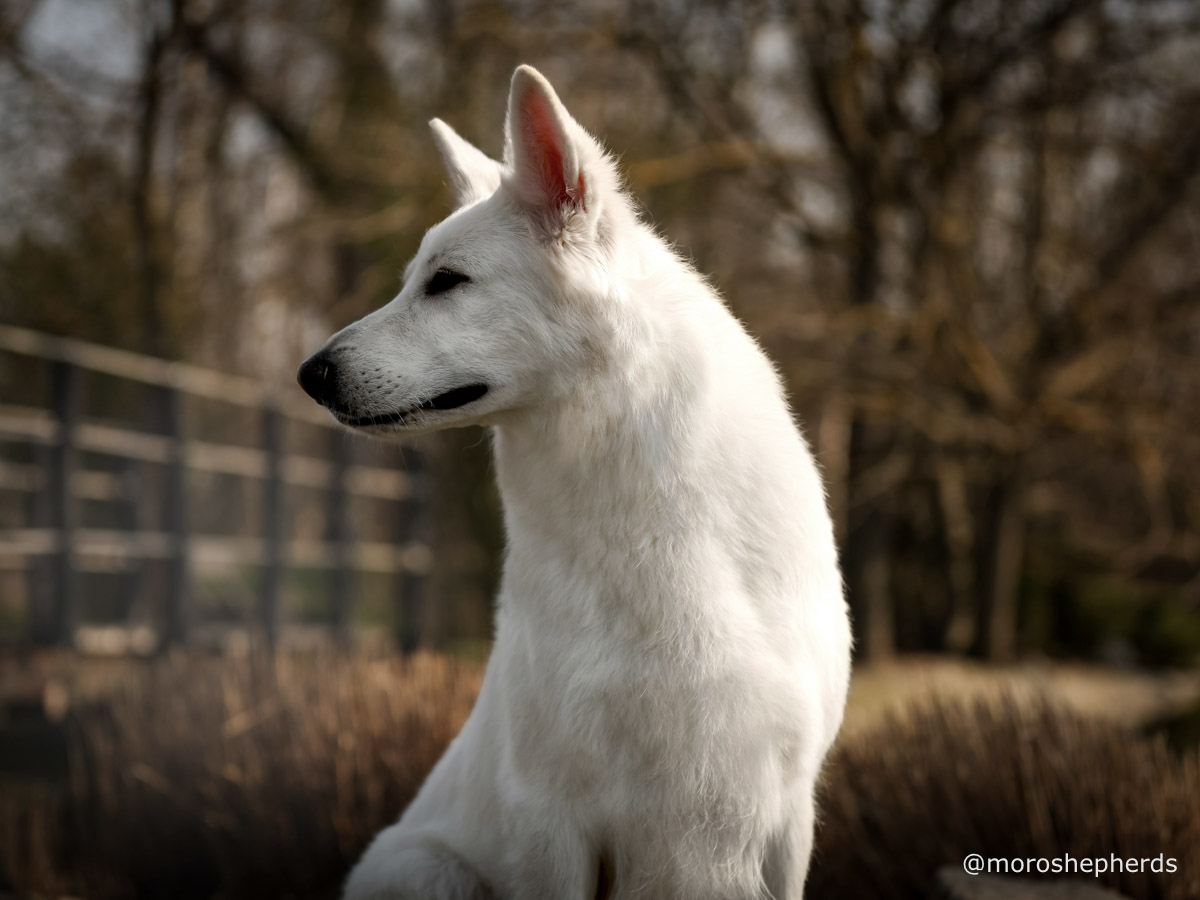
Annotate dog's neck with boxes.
[492,332,701,545]
[495,235,707,525]
[489,245,732,637]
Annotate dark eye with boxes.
[426,269,470,296]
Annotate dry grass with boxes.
[842,656,1200,738]
[811,697,1200,900]
[3,654,1199,899]
[1,650,482,899]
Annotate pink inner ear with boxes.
[521,91,574,210]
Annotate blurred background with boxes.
[1,1,1199,898]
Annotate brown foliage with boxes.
[811,697,1200,900]
[1,651,482,900]
[4,657,1198,900]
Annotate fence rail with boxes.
[0,323,430,652]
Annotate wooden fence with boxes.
[0,324,431,653]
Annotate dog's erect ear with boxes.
[430,118,503,207]
[505,66,592,239]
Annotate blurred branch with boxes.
[939,0,1098,120]
[617,2,846,252]
[131,0,179,357]
[177,14,342,200]
[0,1,99,119]
[1089,109,1200,290]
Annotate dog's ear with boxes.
[505,65,594,240]
[430,118,503,207]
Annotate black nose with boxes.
[297,352,337,406]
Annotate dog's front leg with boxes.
[499,799,595,900]
[760,785,817,900]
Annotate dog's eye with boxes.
[426,269,470,296]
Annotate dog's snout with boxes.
[297,352,337,406]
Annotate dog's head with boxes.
[298,65,632,436]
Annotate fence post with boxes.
[28,444,55,643]
[260,403,285,646]
[119,456,146,629]
[328,435,354,641]
[397,451,430,655]
[161,385,189,647]
[42,360,79,646]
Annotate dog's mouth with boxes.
[338,383,489,428]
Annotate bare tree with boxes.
[3,0,1197,657]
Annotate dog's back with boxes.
[308,65,851,900]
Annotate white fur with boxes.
[319,65,852,900]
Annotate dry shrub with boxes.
[7,663,1199,900]
[810,696,1200,900]
[5,650,482,900]
[0,781,70,896]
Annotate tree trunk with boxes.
[844,420,896,661]
[972,462,1025,660]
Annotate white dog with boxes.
[298,64,851,900]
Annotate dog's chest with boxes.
[499,600,803,823]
